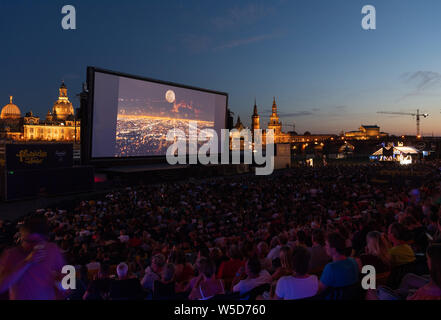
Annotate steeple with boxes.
[234,116,244,131]
[268,97,281,135]
[59,80,68,99]
[272,96,278,116]
[9,96,13,104]
[253,98,258,116]
[251,98,260,132]
[46,109,53,122]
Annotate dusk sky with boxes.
[1,0,441,136]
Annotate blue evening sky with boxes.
[1,0,441,135]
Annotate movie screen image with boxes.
[90,70,227,159]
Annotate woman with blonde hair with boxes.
[356,231,391,273]
[272,246,293,281]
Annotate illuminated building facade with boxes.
[249,98,334,145]
[231,98,335,152]
[0,82,80,142]
[267,97,282,136]
[0,96,22,140]
[345,125,388,140]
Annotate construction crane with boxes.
[377,109,429,138]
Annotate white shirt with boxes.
[119,235,129,243]
[275,275,319,300]
[141,267,161,291]
[233,270,272,295]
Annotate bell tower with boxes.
[251,98,260,132]
[59,80,68,99]
[267,97,281,135]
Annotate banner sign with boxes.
[5,144,73,171]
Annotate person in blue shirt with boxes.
[319,232,359,292]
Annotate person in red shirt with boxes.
[217,245,244,281]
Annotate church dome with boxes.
[52,81,74,121]
[1,96,21,119]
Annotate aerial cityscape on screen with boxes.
[115,79,218,157]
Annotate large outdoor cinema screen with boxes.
[89,68,227,159]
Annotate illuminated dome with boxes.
[1,96,21,120]
[52,81,74,121]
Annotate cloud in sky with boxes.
[181,34,212,54]
[213,32,282,51]
[399,71,441,100]
[260,109,314,118]
[211,3,274,30]
[402,71,441,91]
[180,2,284,54]
[259,105,348,118]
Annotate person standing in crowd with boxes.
[0,216,66,300]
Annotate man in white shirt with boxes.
[233,257,272,295]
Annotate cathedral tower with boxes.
[52,81,74,121]
[267,97,281,135]
[251,99,260,132]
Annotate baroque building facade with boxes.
[231,98,336,151]
[236,97,334,144]
[0,82,80,142]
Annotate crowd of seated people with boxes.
[0,162,441,300]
